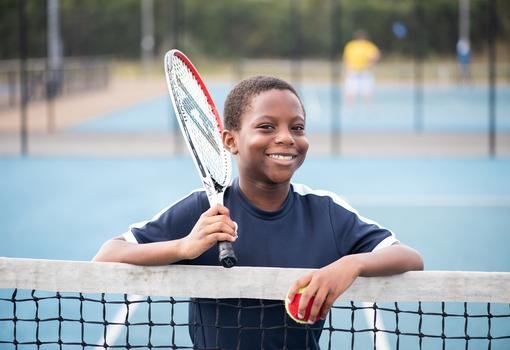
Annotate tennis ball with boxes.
[285,287,321,324]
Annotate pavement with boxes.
[1,75,509,158]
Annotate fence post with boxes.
[290,0,302,94]
[19,0,29,156]
[330,0,341,155]
[413,0,424,133]
[487,0,497,158]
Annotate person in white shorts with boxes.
[342,30,380,105]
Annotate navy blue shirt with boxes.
[125,179,397,349]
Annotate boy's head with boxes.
[222,75,308,186]
[353,30,368,40]
[224,75,305,131]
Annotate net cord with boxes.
[1,258,509,303]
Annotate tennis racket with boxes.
[164,49,237,268]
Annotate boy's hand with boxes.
[286,244,423,323]
[286,256,361,323]
[179,204,237,260]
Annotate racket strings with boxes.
[178,83,221,155]
[170,57,230,187]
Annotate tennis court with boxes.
[1,153,509,349]
[1,155,509,270]
[2,0,510,347]
[72,83,510,133]
[3,74,510,347]
[1,76,510,348]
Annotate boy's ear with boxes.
[222,129,238,155]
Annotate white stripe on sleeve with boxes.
[372,235,399,251]
[123,231,138,243]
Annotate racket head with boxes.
[164,49,231,196]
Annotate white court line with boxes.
[363,302,390,350]
[95,295,142,349]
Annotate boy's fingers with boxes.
[208,221,235,234]
[297,284,318,321]
[210,232,237,243]
[319,296,335,320]
[196,215,237,243]
[306,289,328,323]
[287,274,312,304]
[214,203,230,216]
[200,214,235,230]
[201,204,229,217]
[201,206,236,232]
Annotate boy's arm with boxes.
[92,236,188,265]
[287,243,423,324]
[352,242,423,277]
[92,204,237,265]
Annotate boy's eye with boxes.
[292,124,305,132]
[257,124,275,130]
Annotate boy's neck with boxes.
[238,178,290,212]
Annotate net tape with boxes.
[1,258,509,349]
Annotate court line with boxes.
[363,303,390,350]
[96,295,142,348]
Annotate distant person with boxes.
[342,30,380,105]
[456,38,471,85]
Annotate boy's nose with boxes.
[275,129,295,145]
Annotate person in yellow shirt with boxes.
[342,30,380,105]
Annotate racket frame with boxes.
[164,49,237,268]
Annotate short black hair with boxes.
[223,75,305,130]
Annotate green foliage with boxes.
[0,0,47,59]
[60,0,140,57]
[0,0,508,60]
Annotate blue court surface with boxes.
[72,83,510,133]
[1,156,509,349]
[1,156,509,271]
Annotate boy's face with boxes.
[223,89,308,186]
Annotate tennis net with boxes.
[1,257,509,349]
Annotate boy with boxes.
[94,75,423,349]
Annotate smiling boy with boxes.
[94,75,423,349]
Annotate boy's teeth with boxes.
[269,154,293,160]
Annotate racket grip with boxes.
[218,241,237,268]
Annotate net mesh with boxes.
[1,258,509,350]
[167,53,230,188]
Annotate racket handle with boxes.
[218,241,237,268]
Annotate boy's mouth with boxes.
[267,153,297,161]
